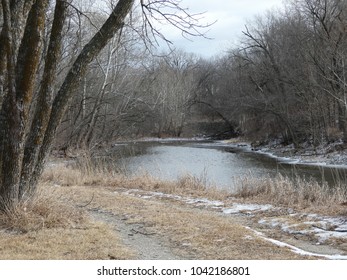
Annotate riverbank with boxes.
[0,161,346,259]
[221,138,347,168]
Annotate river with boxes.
[108,140,347,191]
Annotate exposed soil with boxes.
[89,209,181,260]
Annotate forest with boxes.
[1,0,347,209]
[55,0,347,149]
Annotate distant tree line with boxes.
[57,0,347,149]
[215,0,347,148]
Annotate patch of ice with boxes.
[147,192,182,201]
[223,203,273,214]
[306,217,347,242]
[336,224,347,231]
[258,218,281,228]
[244,235,254,240]
[121,189,224,209]
[185,198,224,207]
[140,195,154,199]
[123,189,183,201]
[321,217,347,228]
[315,231,347,243]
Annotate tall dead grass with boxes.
[42,153,126,187]
[43,153,347,211]
[42,155,229,200]
[0,186,85,233]
[233,174,347,209]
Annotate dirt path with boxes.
[55,184,347,259]
[106,188,347,259]
[90,209,181,260]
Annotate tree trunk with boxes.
[80,41,115,148]
[0,0,48,210]
[19,0,68,199]
[338,102,347,143]
[28,0,135,190]
[0,0,135,210]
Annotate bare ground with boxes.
[54,184,346,260]
[89,209,181,260]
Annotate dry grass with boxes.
[42,160,229,201]
[0,223,134,259]
[58,184,310,259]
[11,155,341,259]
[117,173,230,201]
[233,174,347,214]
[0,184,134,260]
[0,186,85,233]
[43,156,347,214]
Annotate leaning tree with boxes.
[0,0,208,211]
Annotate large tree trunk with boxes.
[0,0,135,211]
[0,0,47,209]
[19,0,69,199]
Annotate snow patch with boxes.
[121,189,225,209]
[246,227,347,260]
[120,188,347,259]
[185,198,224,207]
[259,215,347,244]
[223,203,273,214]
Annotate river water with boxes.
[109,140,347,191]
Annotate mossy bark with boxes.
[0,0,135,210]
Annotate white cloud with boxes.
[93,0,284,57]
[158,0,284,58]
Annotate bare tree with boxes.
[0,0,208,211]
[202,0,347,148]
[140,50,198,137]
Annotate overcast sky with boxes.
[159,0,284,58]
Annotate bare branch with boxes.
[139,0,215,48]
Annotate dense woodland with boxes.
[1,0,347,208]
[56,0,347,149]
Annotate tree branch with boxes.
[30,0,136,188]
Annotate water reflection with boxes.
[110,141,347,191]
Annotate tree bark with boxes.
[0,0,22,209]
[80,42,115,148]
[19,0,68,199]
[30,0,135,189]
[1,0,135,210]
[0,0,47,210]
